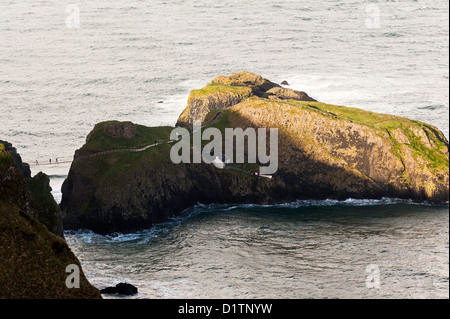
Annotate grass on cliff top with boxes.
[178,84,252,124]
[189,83,252,99]
[0,149,17,203]
[79,121,174,155]
[286,100,445,138]
[291,100,448,170]
[75,121,177,184]
[75,137,175,186]
[76,113,258,185]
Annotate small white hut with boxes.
[212,156,225,169]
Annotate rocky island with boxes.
[60,72,449,235]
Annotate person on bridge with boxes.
[36,160,38,165]
[49,159,51,164]
[56,158,58,164]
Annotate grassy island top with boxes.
[78,121,174,155]
[189,83,252,98]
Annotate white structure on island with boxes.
[212,156,225,169]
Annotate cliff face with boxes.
[176,82,253,127]
[176,71,316,127]
[0,141,63,238]
[60,72,449,235]
[0,140,31,178]
[26,172,64,237]
[231,98,449,203]
[0,142,101,299]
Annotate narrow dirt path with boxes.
[70,111,227,163]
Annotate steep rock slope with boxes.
[0,142,101,299]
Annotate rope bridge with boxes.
[29,157,74,167]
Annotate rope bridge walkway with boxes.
[27,121,211,167]
[30,158,74,167]
[28,139,178,167]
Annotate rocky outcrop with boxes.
[262,87,316,101]
[100,283,138,296]
[210,71,280,96]
[26,172,64,237]
[104,122,136,139]
[176,82,252,127]
[0,141,63,237]
[232,98,449,204]
[60,72,449,235]
[0,142,101,298]
[176,71,299,127]
[0,140,31,178]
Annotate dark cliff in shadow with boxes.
[0,141,101,299]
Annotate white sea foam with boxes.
[188,198,437,213]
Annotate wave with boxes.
[192,197,441,211]
[382,32,404,38]
[65,229,153,244]
[417,104,444,110]
[63,197,446,244]
[413,6,441,11]
[64,221,173,245]
[47,174,68,179]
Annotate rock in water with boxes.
[281,80,290,86]
[100,283,138,296]
[61,72,449,235]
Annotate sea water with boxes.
[0,0,448,298]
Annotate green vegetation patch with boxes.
[229,98,448,174]
[79,121,174,155]
[75,140,174,187]
[189,83,252,99]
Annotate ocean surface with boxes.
[1,0,448,298]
